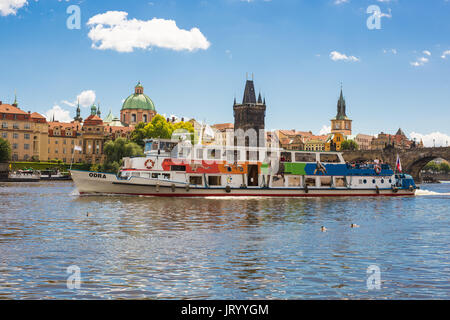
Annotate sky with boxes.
[1,0,450,147]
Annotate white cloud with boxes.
[334,0,349,4]
[410,132,450,147]
[62,90,96,108]
[383,48,397,55]
[319,125,331,135]
[441,50,450,59]
[410,56,429,67]
[87,11,210,53]
[423,50,431,56]
[45,105,72,123]
[330,51,359,62]
[0,0,27,16]
[76,90,96,107]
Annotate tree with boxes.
[104,138,144,163]
[131,115,195,147]
[341,139,359,151]
[98,138,144,173]
[439,162,450,174]
[130,122,147,147]
[0,138,11,163]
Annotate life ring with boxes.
[145,159,155,169]
[374,165,382,175]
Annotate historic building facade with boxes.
[0,100,48,161]
[331,88,352,136]
[120,82,157,126]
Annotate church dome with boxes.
[121,82,156,112]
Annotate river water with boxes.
[0,181,449,299]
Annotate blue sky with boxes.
[1,0,450,146]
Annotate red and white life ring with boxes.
[374,165,382,175]
[145,159,155,169]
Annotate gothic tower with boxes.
[233,78,266,148]
[331,86,352,136]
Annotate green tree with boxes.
[130,122,148,147]
[0,138,11,163]
[424,161,439,172]
[131,115,195,146]
[97,138,144,173]
[439,162,450,173]
[341,139,359,151]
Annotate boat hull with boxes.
[71,170,416,197]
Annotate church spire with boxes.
[257,92,262,104]
[336,85,347,120]
[242,79,256,104]
[12,90,18,107]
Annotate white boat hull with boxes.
[71,170,415,197]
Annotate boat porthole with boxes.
[389,179,392,183]
[372,179,376,184]
[381,179,385,183]
[363,179,367,184]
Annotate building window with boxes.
[24,144,30,150]
[13,123,19,129]
[13,143,18,150]
[13,133,19,139]
[1,122,7,128]
[24,123,30,129]
[55,149,58,154]
[132,114,137,122]
[2,132,6,138]
[24,134,30,140]
[55,140,58,144]
[63,140,67,145]
[143,114,148,123]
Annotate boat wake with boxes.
[416,189,450,196]
[439,181,450,184]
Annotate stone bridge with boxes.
[343,147,450,182]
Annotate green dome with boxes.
[122,93,155,111]
[121,82,155,112]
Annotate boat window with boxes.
[320,177,332,187]
[171,165,186,171]
[271,175,285,187]
[226,150,240,163]
[196,149,204,160]
[247,151,258,161]
[208,176,222,186]
[305,177,316,187]
[335,177,346,187]
[131,172,140,177]
[151,173,159,179]
[179,148,191,158]
[320,153,340,163]
[207,149,221,160]
[288,176,301,187]
[189,176,203,185]
[281,152,292,163]
[162,173,170,180]
[295,153,316,162]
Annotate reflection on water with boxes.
[0,181,449,299]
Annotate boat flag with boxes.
[396,154,402,173]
